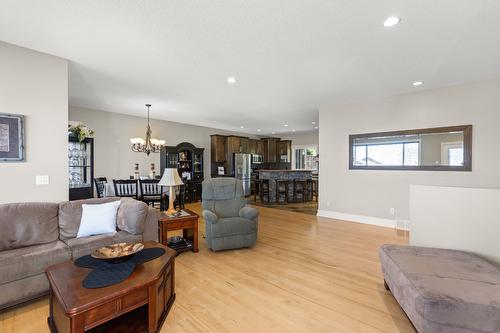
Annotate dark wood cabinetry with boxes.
[256,140,265,156]
[277,140,292,163]
[209,135,293,175]
[210,135,227,162]
[160,142,204,203]
[262,138,279,163]
[248,139,257,154]
[226,136,247,154]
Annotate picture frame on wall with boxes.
[0,113,25,162]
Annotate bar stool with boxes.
[293,179,307,203]
[306,179,318,202]
[259,179,271,203]
[276,179,289,204]
[251,178,260,201]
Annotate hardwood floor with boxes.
[0,203,413,333]
[247,197,319,215]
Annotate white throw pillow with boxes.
[77,200,121,238]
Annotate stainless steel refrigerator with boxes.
[233,153,251,196]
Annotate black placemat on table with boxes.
[74,247,166,289]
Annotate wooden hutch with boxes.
[160,142,204,203]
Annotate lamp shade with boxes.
[158,168,183,186]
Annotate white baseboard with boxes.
[395,219,411,231]
[316,210,397,229]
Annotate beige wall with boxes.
[318,78,500,223]
[410,185,500,265]
[280,130,319,146]
[69,107,250,181]
[0,42,68,204]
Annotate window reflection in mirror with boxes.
[349,125,472,171]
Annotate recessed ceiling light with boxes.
[271,131,276,134]
[227,76,236,85]
[412,81,424,86]
[240,125,244,129]
[283,124,288,127]
[314,126,319,130]
[383,16,401,27]
[257,129,261,132]
[292,129,296,132]
[312,121,316,125]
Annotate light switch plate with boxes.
[36,175,50,185]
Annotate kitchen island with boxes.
[257,170,312,203]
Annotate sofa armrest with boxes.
[239,206,259,221]
[203,210,218,224]
[142,207,159,242]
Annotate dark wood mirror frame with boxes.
[349,125,472,171]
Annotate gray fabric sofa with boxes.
[0,197,158,310]
[380,244,500,333]
[202,178,259,251]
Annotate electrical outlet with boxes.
[326,200,331,207]
[36,175,50,185]
[389,208,395,216]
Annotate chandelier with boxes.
[130,104,165,155]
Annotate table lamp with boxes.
[158,168,184,215]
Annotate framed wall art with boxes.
[0,113,25,162]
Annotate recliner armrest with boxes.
[203,210,219,224]
[239,206,259,221]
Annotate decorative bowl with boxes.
[91,242,144,263]
[167,236,183,244]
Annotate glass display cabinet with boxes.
[161,142,204,203]
[68,135,94,200]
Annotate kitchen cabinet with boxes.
[256,140,265,156]
[263,138,279,163]
[240,137,249,153]
[227,136,249,154]
[210,135,227,162]
[277,140,292,163]
[248,139,257,154]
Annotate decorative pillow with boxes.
[77,201,121,238]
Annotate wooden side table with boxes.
[158,209,199,253]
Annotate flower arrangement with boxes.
[68,121,95,142]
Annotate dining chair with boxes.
[175,184,186,210]
[113,179,138,198]
[93,177,107,198]
[139,179,167,209]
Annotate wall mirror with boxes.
[349,125,472,171]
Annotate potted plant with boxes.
[68,121,95,142]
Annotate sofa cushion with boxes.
[63,231,142,259]
[0,202,59,251]
[77,200,121,238]
[211,217,257,238]
[58,197,120,240]
[0,241,70,284]
[380,245,500,333]
[116,197,148,235]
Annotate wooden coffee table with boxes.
[158,209,199,253]
[46,241,176,333]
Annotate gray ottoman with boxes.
[379,245,500,333]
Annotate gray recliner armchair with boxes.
[202,178,259,251]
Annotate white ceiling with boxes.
[1,1,500,135]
